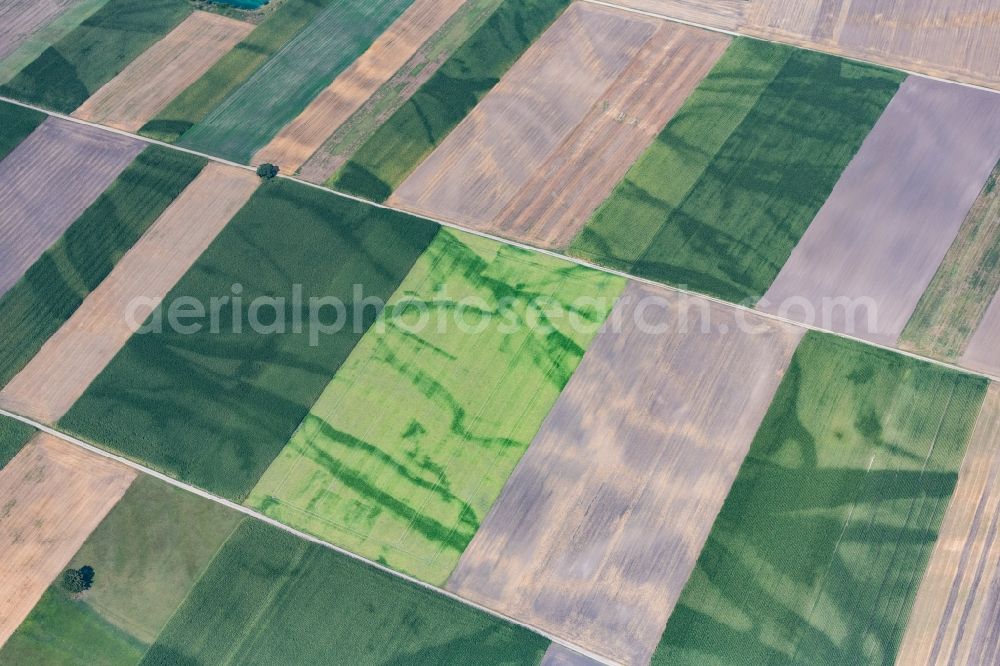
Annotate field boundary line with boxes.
[0,406,619,666]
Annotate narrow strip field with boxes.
[609,0,749,31]
[297,0,505,183]
[744,0,1000,91]
[448,283,802,665]
[0,433,135,646]
[0,0,76,60]
[177,0,415,164]
[962,292,1000,378]
[1,476,241,664]
[897,383,1000,665]
[0,0,192,113]
[654,332,988,665]
[331,0,570,202]
[0,118,145,299]
[140,519,550,664]
[59,180,438,501]
[390,3,658,229]
[254,0,466,173]
[0,146,205,390]
[490,23,730,249]
[247,229,625,584]
[0,415,34,471]
[569,37,902,303]
[72,11,253,132]
[760,77,1000,347]
[0,101,45,162]
[899,161,1000,361]
[0,163,254,424]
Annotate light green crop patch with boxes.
[247,228,625,584]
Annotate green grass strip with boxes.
[141,519,550,665]
[570,38,904,304]
[60,179,439,501]
[139,0,335,143]
[0,0,192,114]
[0,145,206,388]
[330,0,571,202]
[0,100,46,161]
[654,331,988,665]
[899,161,1000,361]
[0,414,35,470]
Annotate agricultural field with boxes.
[0,163,253,424]
[175,0,415,164]
[569,37,903,303]
[0,118,145,299]
[1,475,242,664]
[331,0,570,202]
[962,292,1000,378]
[247,229,625,584]
[0,0,192,113]
[0,145,206,391]
[254,0,466,173]
[390,3,660,228]
[540,644,603,666]
[72,11,253,132]
[142,519,550,664]
[760,77,1000,347]
[59,179,439,501]
[448,283,802,665]
[0,433,135,646]
[897,383,1000,665]
[297,0,505,183]
[0,0,76,61]
[900,161,1000,362]
[0,101,45,162]
[610,0,749,31]
[654,332,988,664]
[0,414,34,470]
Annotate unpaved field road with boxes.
[72,11,253,133]
[0,0,75,60]
[447,282,803,665]
[0,433,134,646]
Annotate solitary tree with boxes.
[256,163,279,180]
[61,566,95,594]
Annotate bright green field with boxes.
[141,519,550,665]
[330,0,570,201]
[0,101,45,161]
[654,332,988,665]
[60,179,439,501]
[0,476,241,664]
[176,0,414,164]
[139,0,337,143]
[0,0,191,113]
[0,146,206,388]
[570,38,904,304]
[0,414,34,469]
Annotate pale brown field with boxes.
[540,644,603,666]
[446,282,804,665]
[492,22,729,249]
[744,0,1000,90]
[0,433,135,646]
[0,164,258,423]
[962,291,1000,378]
[253,0,465,173]
[0,0,76,60]
[896,383,1000,665]
[604,0,749,31]
[72,11,253,133]
[390,2,657,228]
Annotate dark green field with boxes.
[60,179,439,501]
[0,146,206,388]
[570,38,903,303]
[331,0,570,201]
[655,332,987,665]
[139,0,335,143]
[0,101,45,161]
[0,414,35,469]
[142,519,549,665]
[0,0,191,113]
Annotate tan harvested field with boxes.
[760,77,1000,347]
[72,11,253,133]
[744,0,1000,90]
[253,0,465,173]
[492,22,729,249]
[540,644,603,666]
[446,282,804,665]
[963,291,1000,378]
[0,0,76,60]
[0,164,258,423]
[605,0,749,31]
[390,2,658,228]
[0,433,134,646]
[897,383,1000,665]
